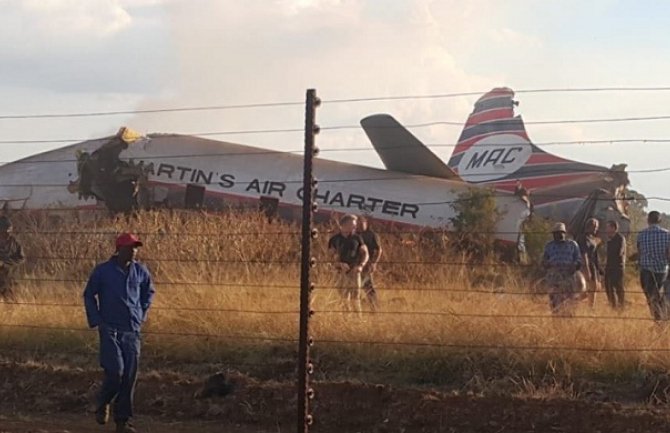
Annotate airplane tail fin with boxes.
[447,87,609,193]
[361,114,460,180]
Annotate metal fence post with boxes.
[298,88,319,433]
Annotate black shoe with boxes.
[116,421,138,433]
[95,404,110,425]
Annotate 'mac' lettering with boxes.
[466,151,488,170]
[466,146,525,170]
[484,148,505,166]
[501,147,523,164]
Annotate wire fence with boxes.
[1,256,652,268]
[0,253,664,363]
[0,279,657,295]
[2,87,670,382]
[0,299,660,322]
[2,320,670,353]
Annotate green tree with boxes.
[522,215,554,265]
[449,187,502,260]
[626,189,648,234]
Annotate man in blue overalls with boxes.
[84,233,155,433]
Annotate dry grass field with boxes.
[1,209,669,400]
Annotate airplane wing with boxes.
[360,114,460,181]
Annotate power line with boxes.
[0,101,304,120]
[427,138,670,148]
[0,129,305,144]
[3,137,670,153]
[321,115,670,132]
[322,86,670,104]
[4,87,669,120]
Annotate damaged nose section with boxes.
[70,127,149,213]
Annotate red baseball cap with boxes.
[115,233,143,249]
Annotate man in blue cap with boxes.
[83,233,155,433]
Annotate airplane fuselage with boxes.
[0,134,530,244]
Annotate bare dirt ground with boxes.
[0,415,267,433]
[2,359,670,433]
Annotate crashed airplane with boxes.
[0,127,530,244]
[360,87,631,235]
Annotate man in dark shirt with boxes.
[604,220,626,310]
[328,215,369,314]
[358,216,382,311]
[83,233,155,433]
[0,216,25,300]
[576,218,602,308]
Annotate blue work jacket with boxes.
[83,257,155,332]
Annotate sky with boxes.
[2,0,670,211]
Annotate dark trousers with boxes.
[361,271,379,311]
[604,267,625,310]
[0,268,15,300]
[97,326,141,423]
[640,269,668,320]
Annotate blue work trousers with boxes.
[96,325,141,423]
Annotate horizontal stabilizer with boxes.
[361,114,460,180]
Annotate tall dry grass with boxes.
[0,209,668,393]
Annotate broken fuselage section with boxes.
[69,127,150,213]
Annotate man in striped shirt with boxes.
[636,211,670,320]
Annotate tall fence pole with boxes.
[297,88,319,433]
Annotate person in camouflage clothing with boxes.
[0,216,24,300]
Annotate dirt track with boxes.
[2,360,670,433]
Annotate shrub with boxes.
[449,187,502,260]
